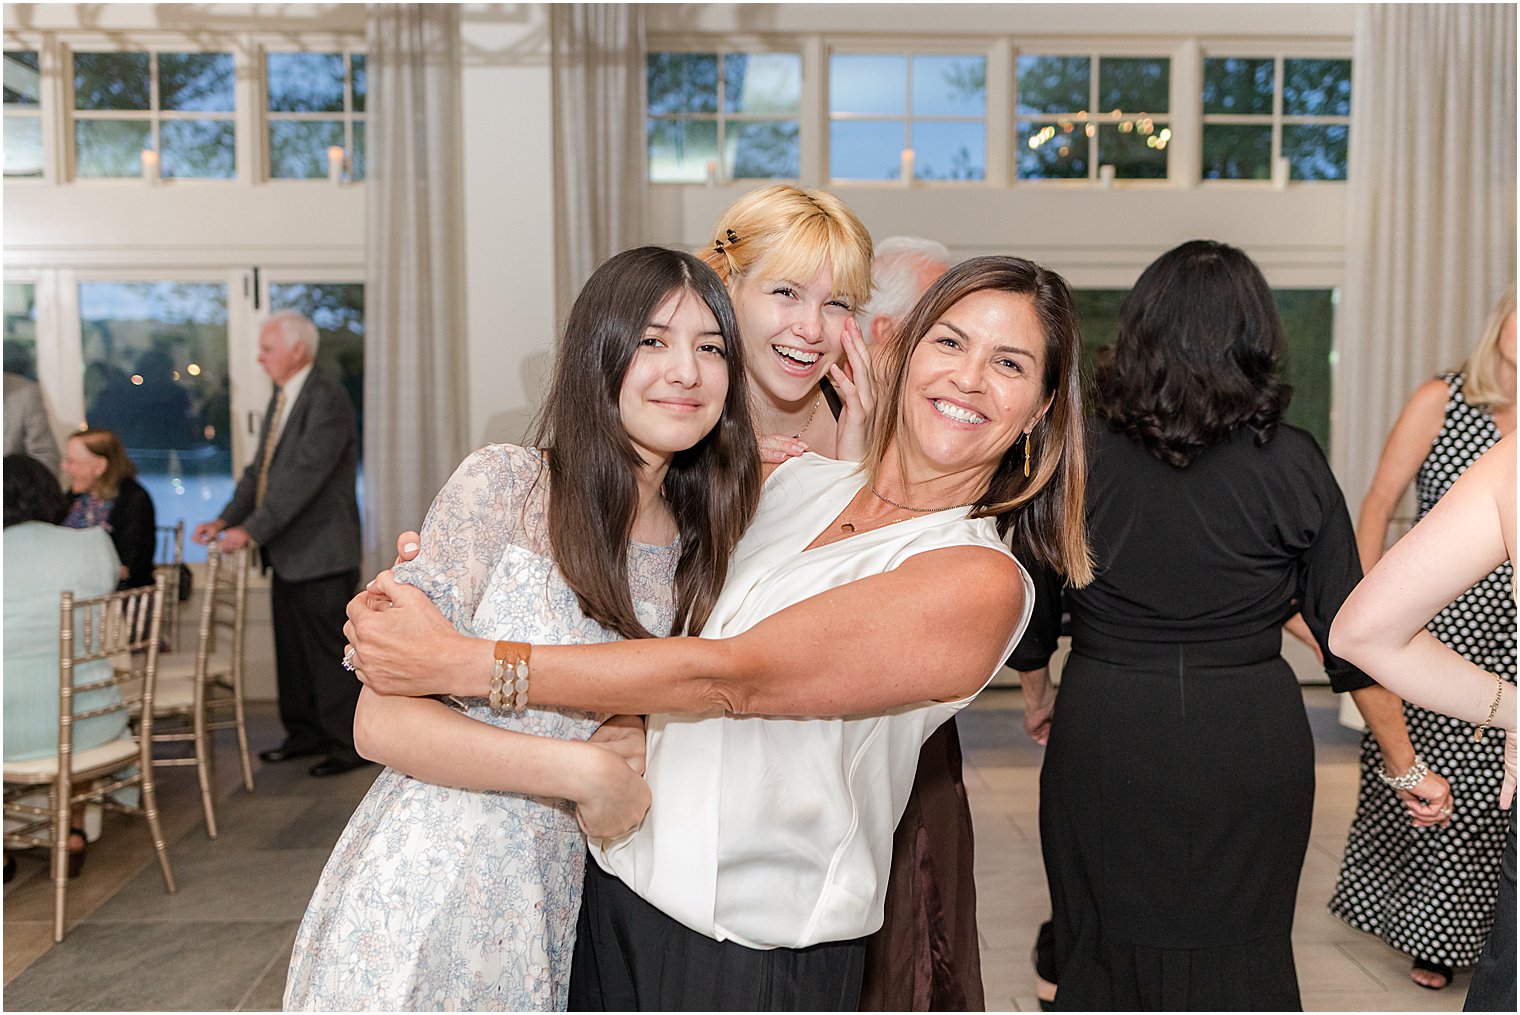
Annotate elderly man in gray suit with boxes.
[4,371,61,474]
[193,311,366,778]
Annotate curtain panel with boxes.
[363,3,469,574]
[1334,3,1517,512]
[549,4,647,320]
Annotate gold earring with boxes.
[1023,431,1032,478]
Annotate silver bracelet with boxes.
[1377,754,1430,791]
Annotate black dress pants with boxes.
[569,856,867,1011]
[270,568,361,760]
[1465,807,1517,1012]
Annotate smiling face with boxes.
[62,435,107,495]
[730,264,854,410]
[900,289,1053,486]
[618,288,731,473]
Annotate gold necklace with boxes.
[790,394,823,439]
[839,487,976,534]
[868,484,976,514]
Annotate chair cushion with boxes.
[154,674,197,710]
[154,656,200,682]
[3,737,139,780]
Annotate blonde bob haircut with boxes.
[866,256,1094,587]
[698,184,875,309]
[1461,285,1516,407]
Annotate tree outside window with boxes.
[647,51,801,183]
[1016,54,1171,181]
[4,50,42,178]
[1202,56,1351,181]
[71,50,236,179]
[266,51,366,181]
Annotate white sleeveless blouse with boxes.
[592,453,1035,950]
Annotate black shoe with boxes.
[309,755,375,778]
[259,743,325,764]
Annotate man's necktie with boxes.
[254,386,286,508]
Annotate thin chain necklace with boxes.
[868,484,976,514]
[790,394,822,439]
[838,486,976,534]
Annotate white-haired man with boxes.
[193,311,364,778]
[856,236,953,347]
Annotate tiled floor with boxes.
[3,690,1476,1011]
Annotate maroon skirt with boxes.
[860,718,986,1011]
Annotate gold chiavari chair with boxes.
[154,521,186,652]
[2,575,176,942]
[146,543,255,839]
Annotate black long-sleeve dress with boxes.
[1010,423,1370,1011]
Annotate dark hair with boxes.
[532,246,762,638]
[4,454,68,527]
[1097,239,1292,467]
[868,255,1093,586]
[70,427,137,498]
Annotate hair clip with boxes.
[726,229,740,244]
[713,240,725,255]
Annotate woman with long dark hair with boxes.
[1013,240,1377,1009]
[344,255,1094,1010]
[283,246,761,1011]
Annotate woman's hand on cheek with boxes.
[343,570,462,697]
[832,318,877,462]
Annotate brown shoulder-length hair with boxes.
[866,256,1094,586]
[71,428,136,499]
[531,246,761,639]
[1096,239,1291,467]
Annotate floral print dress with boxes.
[284,444,677,1012]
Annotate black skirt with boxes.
[568,856,867,1011]
[1040,627,1313,1011]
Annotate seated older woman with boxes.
[3,454,129,880]
[345,255,1094,1010]
[60,428,156,590]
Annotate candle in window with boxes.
[900,148,915,187]
[1273,156,1290,191]
[141,148,160,185]
[328,146,346,185]
[1098,163,1116,188]
[705,159,719,186]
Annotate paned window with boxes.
[266,51,367,180]
[646,51,801,183]
[828,53,986,181]
[1202,57,1351,181]
[4,282,38,378]
[79,281,232,559]
[5,50,43,178]
[71,51,236,179]
[1016,55,1171,180]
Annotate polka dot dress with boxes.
[1329,373,1516,966]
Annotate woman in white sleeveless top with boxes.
[349,256,1096,1009]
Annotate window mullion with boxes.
[1168,38,1200,188]
[800,36,824,185]
[985,36,1011,187]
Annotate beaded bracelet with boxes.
[1377,754,1430,792]
[488,641,533,713]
